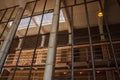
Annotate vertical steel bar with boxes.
[43,0,61,80]
[0,9,8,23]
[71,6,74,80]
[11,1,37,80]
[53,0,61,79]
[0,7,16,38]
[0,5,27,73]
[98,0,120,79]
[83,0,96,80]
[27,0,47,80]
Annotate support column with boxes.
[98,15,109,59]
[98,17,104,40]
[62,0,72,45]
[0,1,26,72]
[98,0,105,40]
[43,0,60,80]
[98,0,109,61]
[98,0,110,67]
[40,30,46,47]
[16,38,23,50]
[68,28,72,44]
[41,35,46,47]
[99,0,120,78]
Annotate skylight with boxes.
[34,10,65,26]
[9,10,65,30]
[9,18,35,30]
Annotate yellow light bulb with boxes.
[98,12,103,17]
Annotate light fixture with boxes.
[96,71,100,74]
[79,72,83,74]
[98,12,103,17]
[63,72,67,75]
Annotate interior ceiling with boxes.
[0,0,120,37]
[0,0,34,9]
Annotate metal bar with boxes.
[27,0,47,79]
[0,9,8,23]
[0,0,98,24]
[0,6,25,73]
[61,0,98,8]
[0,0,39,11]
[0,9,54,24]
[74,33,107,40]
[0,5,19,12]
[0,7,16,38]
[0,31,108,41]
[0,0,96,12]
[70,6,74,80]
[0,31,119,45]
[11,2,37,80]
[53,1,61,79]
[98,0,120,79]
[0,5,27,74]
[10,2,36,79]
[0,3,27,73]
[43,0,61,80]
[2,62,120,69]
[0,40,118,55]
[83,0,96,80]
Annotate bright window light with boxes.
[34,10,65,26]
[9,10,65,30]
[9,18,35,30]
